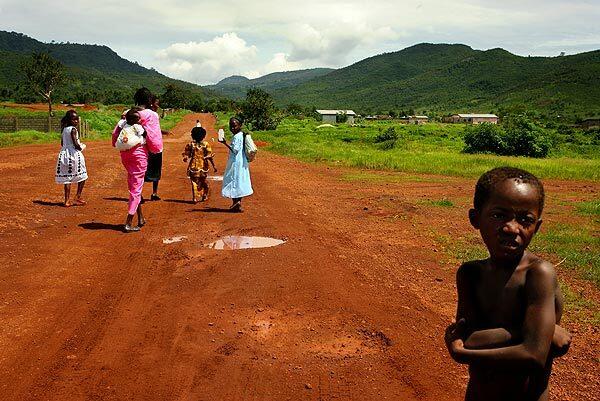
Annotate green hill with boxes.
[0,31,219,105]
[271,43,600,118]
[208,68,334,100]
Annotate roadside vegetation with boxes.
[0,104,190,147]
[215,108,599,312]
[216,113,600,181]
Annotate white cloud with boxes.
[155,33,258,84]
[286,22,399,65]
[263,53,303,74]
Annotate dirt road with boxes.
[0,113,597,400]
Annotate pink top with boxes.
[111,108,163,154]
[139,108,163,154]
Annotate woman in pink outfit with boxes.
[112,88,162,232]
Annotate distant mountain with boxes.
[0,31,219,104]
[4,31,598,117]
[270,43,600,117]
[209,68,334,100]
[216,75,252,86]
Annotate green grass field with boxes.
[222,115,600,181]
[217,114,599,304]
[0,104,190,147]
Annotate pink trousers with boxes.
[120,145,148,215]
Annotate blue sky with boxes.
[1,0,599,84]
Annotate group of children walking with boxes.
[54,98,572,400]
[54,93,254,230]
[181,116,254,211]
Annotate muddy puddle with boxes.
[206,236,285,250]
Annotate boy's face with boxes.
[470,179,542,261]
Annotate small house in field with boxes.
[407,115,429,125]
[579,118,600,130]
[316,110,356,124]
[450,114,498,124]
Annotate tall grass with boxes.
[0,105,190,147]
[0,130,62,147]
[532,222,600,286]
[241,117,600,181]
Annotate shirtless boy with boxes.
[445,167,571,401]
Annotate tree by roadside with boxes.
[20,52,65,116]
[239,88,281,130]
[161,84,190,109]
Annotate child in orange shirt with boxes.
[182,124,217,203]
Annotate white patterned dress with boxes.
[55,126,88,184]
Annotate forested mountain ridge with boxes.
[0,31,219,105]
[2,30,598,118]
[270,43,600,117]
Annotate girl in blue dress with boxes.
[219,117,253,212]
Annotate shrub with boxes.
[463,123,507,155]
[504,116,551,158]
[336,112,348,123]
[375,126,398,143]
[589,128,600,145]
[378,139,397,150]
[463,118,552,158]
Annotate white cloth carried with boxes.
[244,134,258,162]
[116,121,145,151]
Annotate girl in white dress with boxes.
[55,110,88,207]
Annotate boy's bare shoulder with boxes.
[525,254,557,282]
[457,259,486,279]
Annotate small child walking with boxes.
[445,167,571,401]
[182,123,216,203]
[55,109,88,207]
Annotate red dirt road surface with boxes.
[0,113,598,400]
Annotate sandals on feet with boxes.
[124,224,141,232]
[150,194,161,201]
[230,201,242,213]
[74,198,87,206]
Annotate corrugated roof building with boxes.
[316,110,356,124]
[450,114,499,124]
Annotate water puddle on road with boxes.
[207,175,223,181]
[163,236,188,244]
[206,236,286,250]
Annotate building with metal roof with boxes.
[316,110,356,124]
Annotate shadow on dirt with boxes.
[79,222,124,231]
[164,199,196,204]
[103,197,128,202]
[32,200,65,207]
[191,207,232,213]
